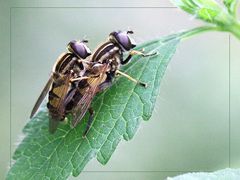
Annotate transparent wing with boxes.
[63,86,78,109]
[71,74,106,127]
[30,76,53,118]
[30,52,72,119]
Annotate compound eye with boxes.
[68,40,91,59]
[115,31,136,51]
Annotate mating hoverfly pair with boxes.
[30,30,156,137]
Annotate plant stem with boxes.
[180,26,222,40]
[180,21,240,41]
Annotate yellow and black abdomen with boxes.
[46,53,78,121]
[47,75,71,121]
[65,79,89,113]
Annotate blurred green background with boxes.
[1,0,240,179]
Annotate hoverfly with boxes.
[30,40,91,133]
[65,30,156,137]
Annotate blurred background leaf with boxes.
[172,0,240,39]
[223,0,239,16]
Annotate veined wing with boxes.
[30,52,73,118]
[30,77,53,118]
[71,69,107,127]
[48,74,72,117]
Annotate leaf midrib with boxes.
[44,43,156,178]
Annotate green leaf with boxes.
[7,33,181,179]
[172,0,240,39]
[223,0,239,16]
[172,0,222,15]
[172,0,233,25]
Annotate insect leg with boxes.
[116,70,147,87]
[78,59,96,65]
[120,54,132,65]
[70,76,90,82]
[129,49,157,57]
[82,107,95,138]
[121,49,157,65]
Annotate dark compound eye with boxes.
[68,40,91,59]
[111,31,136,51]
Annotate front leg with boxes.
[129,49,157,57]
[70,76,90,83]
[121,49,157,65]
[120,53,132,65]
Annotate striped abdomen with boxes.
[46,53,80,121]
[65,79,89,112]
[47,75,71,121]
